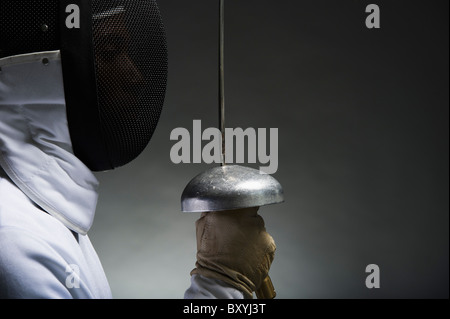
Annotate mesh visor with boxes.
[91,1,167,169]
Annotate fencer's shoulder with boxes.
[0,178,77,298]
[0,220,63,270]
[0,174,79,267]
[0,176,53,255]
[0,225,49,258]
[0,226,74,299]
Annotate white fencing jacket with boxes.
[0,51,242,299]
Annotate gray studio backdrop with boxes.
[88,0,449,298]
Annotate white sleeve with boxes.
[184,274,244,299]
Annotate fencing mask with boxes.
[0,0,168,171]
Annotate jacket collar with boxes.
[0,51,99,235]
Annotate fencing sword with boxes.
[181,0,284,299]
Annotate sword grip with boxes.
[255,275,276,299]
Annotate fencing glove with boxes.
[191,207,276,299]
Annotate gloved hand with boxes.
[191,207,276,299]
